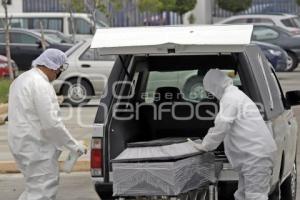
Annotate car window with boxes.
[281,19,295,27]
[79,48,116,61]
[44,33,63,43]
[10,32,38,44]
[281,17,300,28]
[10,18,29,28]
[252,27,279,40]
[69,18,92,34]
[144,69,241,103]
[0,18,4,28]
[0,33,4,43]
[48,18,63,31]
[252,18,275,25]
[30,18,63,32]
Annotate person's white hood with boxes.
[203,69,233,100]
[32,48,67,70]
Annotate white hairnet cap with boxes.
[32,49,67,70]
[203,69,233,100]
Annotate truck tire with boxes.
[281,160,297,200]
[61,78,93,107]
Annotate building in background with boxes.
[0,0,22,13]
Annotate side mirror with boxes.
[286,90,300,106]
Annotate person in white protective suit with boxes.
[8,49,86,200]
[190,69,277,200]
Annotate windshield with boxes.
[292,17,300,27]
[95,20,108,28]
[32,31,62,44]
[281,17,300,28]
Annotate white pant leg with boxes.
[243,166,272,200]
[16,150,61,200]
[18,191,27,200]
[234,173,245,200]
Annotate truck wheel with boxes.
[285,52,298,72]
[61,79,93,107]
[281,160,297,200]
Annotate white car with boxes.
[53,39,115,106]
[217,13,300,34]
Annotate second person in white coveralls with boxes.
[191,69,277,200]
[8,49,86,200]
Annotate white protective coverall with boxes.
[8,49,82,200]
[199,69,277,200]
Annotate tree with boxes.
[171,0,197,23]
[138,0,163,13]
[1,0,14,80]
[60,0,85,43]
[217,0,252,14]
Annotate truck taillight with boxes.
[91,138,103,177]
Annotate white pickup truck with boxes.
[89,25,299,200]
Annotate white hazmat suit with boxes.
[193,69,277,200]
[8,49,83,200]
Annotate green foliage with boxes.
[296,0,300,6]
[138,0,196,15]
[60,0,85,12]
[138,0,163,13]
[217,0,252,14]
[172,0,197,15]
[0,78,11,103]
[160,0,176,11]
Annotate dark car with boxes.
[251,24,300,71]
[252,41,288,72]
[0,28,72,71]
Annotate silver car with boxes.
[53,39,115,106]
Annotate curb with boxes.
[0,160,90,174]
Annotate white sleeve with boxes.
[201,99,237,151]
[33,82,79,152]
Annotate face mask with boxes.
[55,70,62,79]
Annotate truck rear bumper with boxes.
[94,181,113,199]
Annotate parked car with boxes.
[217,13,300,35]
[242,4,294,15]
[250,24,300,71]
[33,29,73,44]
[90,25,299,200]
[252,41,289,72]
[0,12,108,41]
[0,55,18,77]
[53,39,115,106]
[0,28,72,71]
